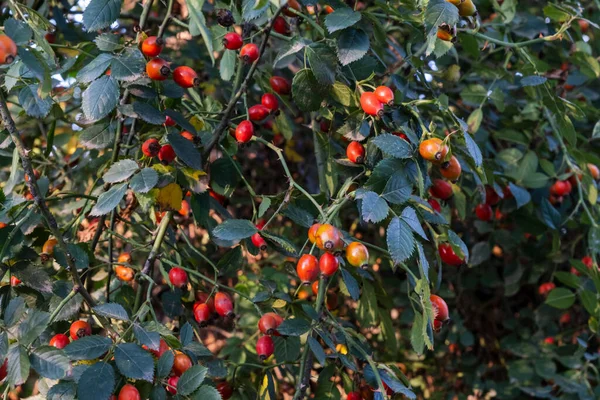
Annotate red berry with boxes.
[319,252,339,277]
[438,243,464,266]
[270,76,291,95]
[235,120,254,143]
[10,276,21,286]
[550,180,572,196]
[164,115,176,126]
[249,104,270,121]
[172,353,192,376]
[214,292,234,317]
[166,376,179,395]
[485,185,500,205]
[223,32,243,50]
[544,337,555,345]
[70,320,92,340]
[118,384,141,400]
[168,267,188,288]
[296,254,319,283]
[261,93,279,112]
[258,312,283,335]
[360,92,383,116]
[251,232,267,251]
[146,58,170,81]
[347,392,362,400]
[148,338,169,358]
[475,204,492,221]
[429,179,453,200]
[142,138,160,157]
[582,256,594,269]
[193,303,211,326]
[538,282,555,296]
[195,292,215,311]
[440,156,462,181]
[180,130,196,142]
[394,131,409,142]
[256,336,274,360]
[428,198,441,213]
[346,141,365,164]
[273,16,290,35]
[49,333,70,349]
[0,359,6,382]
[240,43,259,63]
[216,382,234,399]
[430,294,449,321]
[559,312,571,325]
[158,144,176,163]
[173,66,199,88]
[374,86,394,105]
[141,36,164,57]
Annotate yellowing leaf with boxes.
[259,373,277,399]
[190,116,205,131]
[152,164,175,174]
[284,139,304,163]
[272,299,287,308]
[157,183,183,210]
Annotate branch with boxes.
[0,90,97,308]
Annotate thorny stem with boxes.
[48,289,79,324]
[157,0,174,38]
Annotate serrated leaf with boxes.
[545,288,576,309]
[180,323,193,347]
[83,0,123,31]
[410,313,425,354]
[47,382,76,400]
[424,0,459,55]
[54,244,89,270]
[360,191,389,223]
[306,44,337,85]
[178,365,208,396]
[260,231,300,257]
[164,110,197,134]
[213,219,257,241]
[337,28,369,66]
[307,336,326,366]
[383,172,412,205]
[292,69,328,112]
[82,76,119,122]
[77,53,113,83]
[64,335,113,360]
[371,133,413,158]
[277,318,311,336]
[30,346,70,379]
[157,350,174,378]
[130,168,158,193]
[12,263,52,293]
[401,206,427,240]
[7,345,30,386]
[19,85,51,118]
[166,133,202,170]
[103,159,139,183]
[115,343,155,381]
[94,32,120,51]
[520,75,547,87]
[274,336,301,362]
[387,217,415,264]
[191,386,222,400]
[448,230,469,263]
[94,302,129,320]
[90,182,127,216]
[77,362,115,400]
[540,198,561,229]
[133,324,160,350]
[130,101,165,124]
[79,123,114,149]
[188,0,215,64]
[4,18,32,45]
[18,310,49,346]
[220,47,236,81]
[508,182,531,208]
[341,268,360,301]
[325,8,361,33]
[358,279,378,327]
[110,48,145,81]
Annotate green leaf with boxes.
[337,28,369,66]
[103,159,139,183]
[191,386,222,400]
[166,133,203,170]
[83,0,123,31]
[94,302,130,320]
[130,101,165,125]
[306,43,337,85]
[213,219,257,241]
[64,335,113,360]
[508,182,531,209]
[30,346,70,379]
[330,81,357,107]
[260,231,300,257]
[424,0,459,55]
[180,323,193,347]
[360,191,389,223]
[540,198,561,229]
[282,204,314,228]
[448,230,469,263]
[157,351,174,378]
[371,133,413,158]
[274,336,301,362]
[277,318,311,336]
[164,110,197,134]
[4,19,32,45]
[79,123,114,149]
[47,382,76,400]
[7,345,29,386]
[314,365,340,399]
[545,288,576,309]
[82,76,119,122]
[341,268,360,301]
[110,48,145,81]
[469,242,490,267]
[553,271,580,289]
[19,85,51,118]
[307,336,326,366]
[177,365,208,396]
[12,263,52,293]
[77,53,113,83]
[215,246,243,277]
[89,182,127,216]
[54,244,90,270]
[292,69,328,112]
[580,290,597,315]
[133,324,160,351]
[401,206,427,240]
[382,172,412,205]
[188,0,215,64]
[18,310,49,346]
[94,32,121,51]
[220,47,236,81]
[325,8,361,33]
[463,133,483,167]
[357,280,378,327]
[130,168,159,193]
[1,297,23,327]
[114,343,155,381]
[520,75,547,86]
[77,362,116,400]
[387,217,415,264]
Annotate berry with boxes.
[485,185,500,205]
[283,0,302,16]
[587,163,600,180]
[178,199,190,217]
[347,392,362,400]
[270,76,291,95]
[0,359,6,381]
[216,9,235,27]
[166,376,179,395]
[118,384,141,400]
[49,333,70,349]
[544,337,555,345]
[374,86,394,105]
[347,141,365,164]
[117,252,132,265]
[346,242,369,269]
[308,223,321,244]
[419,138,448,163]
[458,0,477,16]
[475,204,492,221]
[172,353,192,375]
[258,312,283,335]
[550,180,572,196]
[142,138,160,157]
[256,336,275,360]
[440,156,462,181]
[223,32,243,50]
[312,280,319,296]
[360,92,384,116]
[429,179,453,200]
[559,312,571,325]
[251,232,267,251]
[538,282,555,296]
[70,320,92,340]
[428,198,441,213]
[235,120,254,143]
[296,254,319,283]
[173,66,199,88]
[319,252,339,276]
[261,93,279,112]
[195,292,215,311]
[240,43,260,63]
[430,294,449,321]
[168,267,188,288]
[249,104,270,121]
[42,238,58,256]
[141,36,164,57]
[438,243,464,266]
[0,35,17,64]
[437,28,454,42]
[273,16,290,35]
[164,115,176,126]
[146,58,170,81]
[148,339,170,358]
[194,302,212,326]
[10,276,20,285]
[158,144,176,163]
[582,256,594,269]
[216,381,234,399]
[215,292,234,317]
[116,265,135,281]
[394,131,409,141]
[316,224,342,252]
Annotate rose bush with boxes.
[0,0,599,399]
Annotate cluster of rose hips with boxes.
[142,35,200,87]
[419,137,462,182]
[234,78,285,143]
[345,86,395,164]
